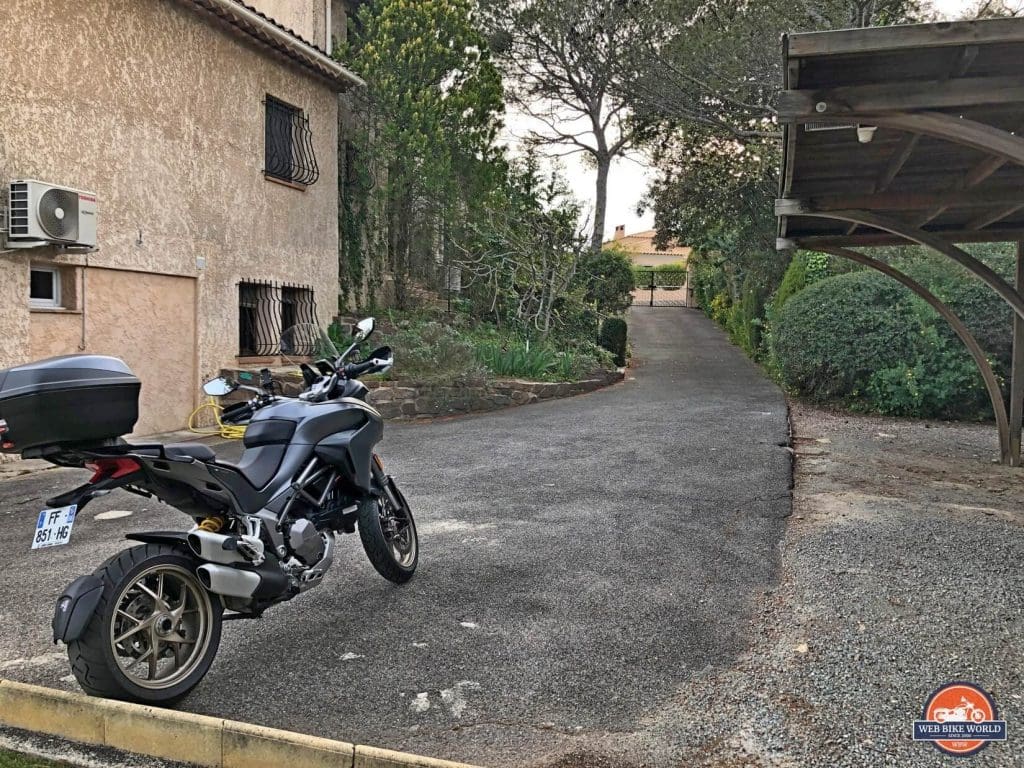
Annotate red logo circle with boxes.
[922,682,997,756]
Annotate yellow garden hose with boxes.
[188,396,248,440]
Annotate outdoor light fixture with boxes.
[856,125,877,143]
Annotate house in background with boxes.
[0,0,363,435]
[604,224,694,306]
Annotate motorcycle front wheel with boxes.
[358,490,418,584]
[66,543,222,705]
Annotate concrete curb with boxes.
[0,679,483,768]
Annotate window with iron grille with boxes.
[264,96,320,186]
[237,280,318,357]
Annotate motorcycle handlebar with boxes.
[343,359,377,378]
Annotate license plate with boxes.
[32,505,77,550]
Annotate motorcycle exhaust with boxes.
[187,529,249,565]
[196,562,291,600]
[196,564,260,598]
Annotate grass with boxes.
[0,749,70,768]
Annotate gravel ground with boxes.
[584,403,1021,768]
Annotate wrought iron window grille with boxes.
[238,279,318,356]
[264,96,320,186]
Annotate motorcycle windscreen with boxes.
[280,323,340,366]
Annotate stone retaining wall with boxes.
[364,370,624,419]
[221,368,625,420]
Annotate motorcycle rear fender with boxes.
[125,531,191,548]
[45,467,145,512]
[313,419,383,493]
[52,575,104,644]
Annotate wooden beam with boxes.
[963,154,1008,187]
[915,151,1010,227]
[916,209,944,228]
[795,210,1024,326]
[778,76,1024,118]
[779,187,1024,213]
[794,227,1024,247]
[1010,240,1024,465]
[821,245,1011,464]
[786,18,1024,58]
[877,133,920,192]
[965,203,1024,230]
[948,45,980,78]
[787,112,1024,169]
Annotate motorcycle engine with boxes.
[285,518,326,565]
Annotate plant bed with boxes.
[220,366,626,420]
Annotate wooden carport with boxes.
[776,18,1024,465]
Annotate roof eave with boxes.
[181,0,366,91]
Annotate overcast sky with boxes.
[500,0,1016,243]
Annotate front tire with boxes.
[66,543,222,705]
[358,490,418,584]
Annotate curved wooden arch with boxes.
[792,208,1024,321]
[821,246,1011,463]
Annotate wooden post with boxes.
[1010,241,1024,466]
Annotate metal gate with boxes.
[632,269,690,307]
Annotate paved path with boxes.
[0,309,790,767]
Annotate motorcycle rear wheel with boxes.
[357,492,418,584]
[66,543,223,705]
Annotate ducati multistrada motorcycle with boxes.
[0,318,417,704]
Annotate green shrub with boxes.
[864,326,991,419]
[632,261,688,289]
[598,317,628,366]
[728,274,765,356]
[475,340,557,379]
[771,251,831,315]
[581,247,635,315]
[379,320,485,384]
[772,271,919,401]
[900,254,1013,369]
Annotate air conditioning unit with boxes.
[4,179,97,248]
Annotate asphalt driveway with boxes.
[0,308,790,767]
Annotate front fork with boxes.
[371,453,407,513]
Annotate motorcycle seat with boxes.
[164,443,217,462]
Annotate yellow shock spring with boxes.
[197,516,225,533]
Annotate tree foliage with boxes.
[338,0,505,305]
[484,0,652,251]
[450,155,591,337]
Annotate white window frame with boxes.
[29,266,62,309]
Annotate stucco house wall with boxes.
[0,0,347,435]
[249,0,328,50]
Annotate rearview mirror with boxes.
[203,377,238,397]
[353,317,375,342]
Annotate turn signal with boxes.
[373,453,385,471]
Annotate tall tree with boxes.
[485,0,651,252]
[339,0,505,306]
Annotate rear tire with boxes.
[66,543,222,705]
[357,491,418,584]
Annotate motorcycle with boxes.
[0,318,417,704]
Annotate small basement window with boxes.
[29,266,62,309]
[264,96,320,187]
